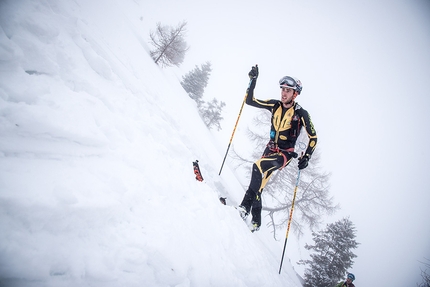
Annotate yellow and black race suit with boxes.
[245,79,317,156]
[240,78,317,227]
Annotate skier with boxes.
[335,273,356,287]
[237,65,317,232]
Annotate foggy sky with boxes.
[139,0,430,286]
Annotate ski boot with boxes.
[236,205,249,221]
[250,221,260,232]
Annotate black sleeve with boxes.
[245,78,277,111]
[298,108,317,157]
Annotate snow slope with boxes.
[0,0,302,286]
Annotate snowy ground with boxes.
[0,0,302,286]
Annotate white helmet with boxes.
[279,76,303,94]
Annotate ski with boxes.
[232,205,259,232]
[191,161,257,232]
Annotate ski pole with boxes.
[218,78,253,175]
[279,169,301,274]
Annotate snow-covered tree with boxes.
[149,21,189,67]
[181,62,212,106]
[199,98,225,131]
[299,217,359,287]
[180,62,224,130]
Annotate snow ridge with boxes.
[0,0,302,286]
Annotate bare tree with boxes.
[231,110,339,239]
[418,258,430,287]
[149,21,189,67]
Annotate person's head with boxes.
[279,76,302,106]
[346,273,355,284]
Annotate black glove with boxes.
[248,65,259,79]
[298,154,309,170]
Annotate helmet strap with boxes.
[287,93,298,105]
[283,99,294,108]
